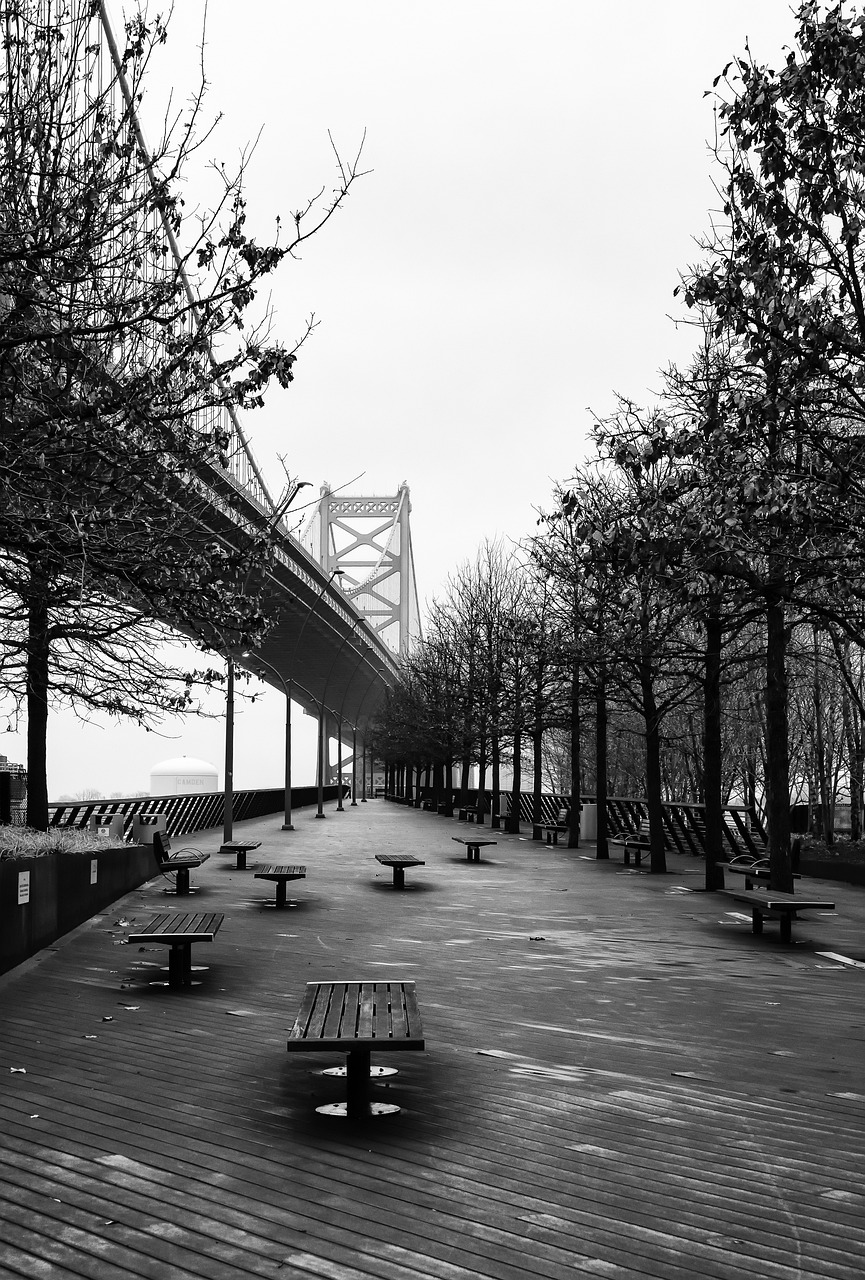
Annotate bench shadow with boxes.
[368,879,439,894]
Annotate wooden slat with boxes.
[725,890,834,910]
[287,981,425,1050]
[253,864,306,879]
[127,912,223,943]
[321,984,346,1039]
[356,983,374,1039]
[373,983,392,1040]
[375,854,424,867]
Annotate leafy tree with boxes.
[0,2,364,826]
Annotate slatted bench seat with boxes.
[609,819,651,866]
[375,854,425,888]
[718,857,801,891]
[721,889,835,943]
[127,911,224,987]
[457,806,482,824]
[253,864,306,908]
[287,980,424,1118]
[220,839,262,870]
[452,836,496,862]
[541,808,570,845]
[152,831,210,896]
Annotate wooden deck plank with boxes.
[2,804,865,1280]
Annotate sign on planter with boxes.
[17,871,30,905]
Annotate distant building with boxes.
[149,756,218,796]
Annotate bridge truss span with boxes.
[298,483,422,659]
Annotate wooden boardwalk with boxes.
[1,801,864,1278]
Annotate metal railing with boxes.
[48,786,343,839]
[388,789,764,858]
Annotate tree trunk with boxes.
[595,659,609,859]
[509,719,522,834]
[476,737,487,821]
[569,637,580,849]
[491,727,501,829]
[703,604,724,889]
[765,597,793,891]
[639,609,666,873]
[811,627,832,845]
[26,579,51,831]
[532,723,543,839]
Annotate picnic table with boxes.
[253,864,306,908]
[127,911,224,987]
[287,979,424,1118]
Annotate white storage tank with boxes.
[149,756,219,796]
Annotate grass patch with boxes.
[0,827,127,859]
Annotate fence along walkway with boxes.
[395,788,766,857]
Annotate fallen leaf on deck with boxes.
[9,1068,25,1074]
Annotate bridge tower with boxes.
[299,483,421,658]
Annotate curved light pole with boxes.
[242,651,294,831]
[315,618,385,818]
[246,566,344,831]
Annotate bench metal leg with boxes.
[174,868,191,895]
[780,914,793,943]
[392,866,405,888]
[313,1049,401,1120]
[752,909,764,935]
[275,880,287,908]
[168,943,192,987]
[236,850,247,870]
[346,1050,371,1118]
[467,846,480,861]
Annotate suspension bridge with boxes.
[73,5,420,766]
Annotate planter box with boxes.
[0,844,157,976]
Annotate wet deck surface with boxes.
[1,799,864,1278]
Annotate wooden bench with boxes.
[375,854,425,888]
[718,857,800,891]
[609,819,650,866]
[152,831,210,895]
[457,806,483,824]
[542,808,570,845]
[127,911,224,987]
[220,839,262,870]
[253,863,306,908]
[287,980,424,1118]
[721,889,835,943]
[452,836,496,862]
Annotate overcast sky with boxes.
[8,0,801,799]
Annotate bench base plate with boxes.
[316,1101,401,1119]
[321,1064,398,1079]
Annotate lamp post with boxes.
[223,657,235,844]
[315,617,367,819]
[244,651,293,831]
[246,566,344,831]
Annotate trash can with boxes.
[88,814,125,841]
[131,812,167,845]
[580,803,598,841]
